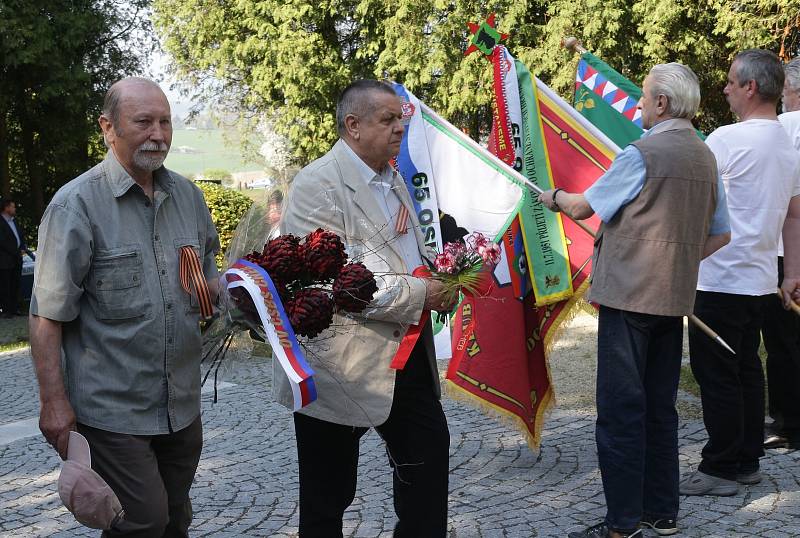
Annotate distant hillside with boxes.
[165,129,263,176]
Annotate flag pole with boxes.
[420,103,597,239]
[562,36,587,55]
[420,102,738,354]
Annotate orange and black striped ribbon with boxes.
[179,246,214,319]
[395,204,409,234]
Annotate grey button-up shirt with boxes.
[31,152,220,434]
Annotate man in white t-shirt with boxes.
[763,58,800,450]
[681,49,800,497]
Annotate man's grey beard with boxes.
[133,141,169,171]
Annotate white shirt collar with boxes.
[341,139,393,186]
[642,117,695,138]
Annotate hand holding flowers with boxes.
[428,232,501,306]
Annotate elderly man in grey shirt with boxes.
[30,77,219,537]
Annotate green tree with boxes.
[153,0,553,163]
[0,0,154,236]
[153,0,800,164]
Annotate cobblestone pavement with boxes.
[1,314,799,537]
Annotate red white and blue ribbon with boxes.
[224,259,317,410]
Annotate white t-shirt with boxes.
[697,119,800,295]
[779,110,800,151]
[778,111,800,256]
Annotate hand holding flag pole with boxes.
[420,103,736,354]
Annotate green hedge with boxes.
[195,182,253,268]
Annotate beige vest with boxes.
[587,126,718,316]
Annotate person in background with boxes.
[762,56,800,450]
[681,49,800,497]
[0,198,25,318]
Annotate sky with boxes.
[149,47,194,119]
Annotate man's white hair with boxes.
[647,63,701,120]
[785,58,800,94]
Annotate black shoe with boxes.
[568,521,643,538]
[640,516,678,536]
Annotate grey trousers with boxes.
[78,416,203,538]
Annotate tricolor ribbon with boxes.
[389,266,432,370]
[224,259,317,410]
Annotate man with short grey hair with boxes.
[681,49,800,497]
[762,56,800,450]
[279,79,455,536]
[30,77,220,536]
[540,62,730,538]
[782,58,800,114]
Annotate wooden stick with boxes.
[688,314,735,355]
[562,37,588,54]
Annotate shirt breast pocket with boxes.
[174,237,205,314]
[90,247,150,320]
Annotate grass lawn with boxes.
[165,129,263,177]
[0,314,29,350]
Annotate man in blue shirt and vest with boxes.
[539,63,731,538]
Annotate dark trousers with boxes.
[689,291,768,480]
[763,257,800,441]
[77,416,203,538]
[0,262,21,314]
[293,342,450,537]
[596,306,682,533]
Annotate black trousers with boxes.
[689,291,768,480]
[77,416,203,538]
[293,342,450,537]
[762,257,800,441]
[0,262,21,314]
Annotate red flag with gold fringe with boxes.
[445,46,618,449]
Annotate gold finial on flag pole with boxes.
[562,36,587,54]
